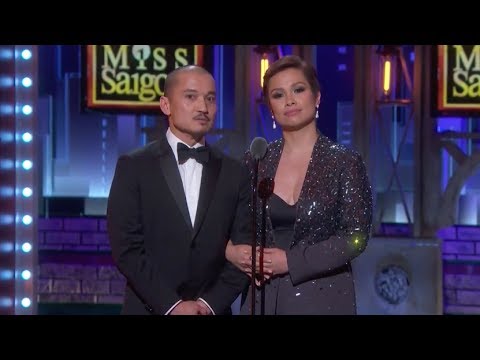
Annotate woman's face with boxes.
[267,67,320,131]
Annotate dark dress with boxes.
[265,193,297,314]
[240,133,373,315]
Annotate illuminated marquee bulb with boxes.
[383,59,391,96]
[260,56,269,89]
[21,298,31,308]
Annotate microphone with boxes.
[248,137,268,315]
[249,137,268,161]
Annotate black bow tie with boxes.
[177,142,210,165]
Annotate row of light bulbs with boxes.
[17,47,34,310]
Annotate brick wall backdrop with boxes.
[38,217,125,313]
[37,217,480,315]
[438,226,480,315]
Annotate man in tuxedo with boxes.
[107,65,251,315]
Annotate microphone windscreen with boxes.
[249,137,268,160]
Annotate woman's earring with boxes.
[315,105,319,119]
[272,114,276,129]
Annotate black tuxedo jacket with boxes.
[107,134,251,315]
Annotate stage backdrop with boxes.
[84,45,203,113]
[435,45,480,115]
[352,236,443,315]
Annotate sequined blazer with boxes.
[242,133,373,314]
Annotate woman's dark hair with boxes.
[262,55,321,101]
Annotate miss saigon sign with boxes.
[437,45,480,113]
[85,45,203,112]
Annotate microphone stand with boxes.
[248,136,268,315]
[258,177,274,315]
[250,159,259,316]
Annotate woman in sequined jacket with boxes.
[226,55,373,315]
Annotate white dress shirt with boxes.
[166,128,203,226]
[164,128,215,315]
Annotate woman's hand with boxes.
[226,241,289,286]
[226,240,253,275]
[257,247,288,278]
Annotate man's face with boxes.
[161,71,216,143]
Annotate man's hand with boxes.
[225,240,253,275]
[170,300,206,315]
[196,300,212,315]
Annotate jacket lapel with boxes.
[257,139,283,245]
[259,138,282,183]
[192,151,221,239]
[154,136,193,231]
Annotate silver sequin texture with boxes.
[240,133,373,315]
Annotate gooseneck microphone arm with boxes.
[248,137,268,316]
